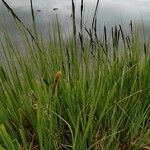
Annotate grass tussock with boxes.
[0,0,150,149]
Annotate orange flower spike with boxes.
[53,71,62,95]
[55,71,62,83]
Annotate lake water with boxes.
[0,0,150,37]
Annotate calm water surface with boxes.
[0,0,150,36]
[1,0,150,61]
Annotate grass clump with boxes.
[0,0,150,149]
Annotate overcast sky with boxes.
[1,0,150,19]
[0,0,150,16]
[0,0,150,12]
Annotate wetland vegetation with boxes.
[0,0,150,149]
